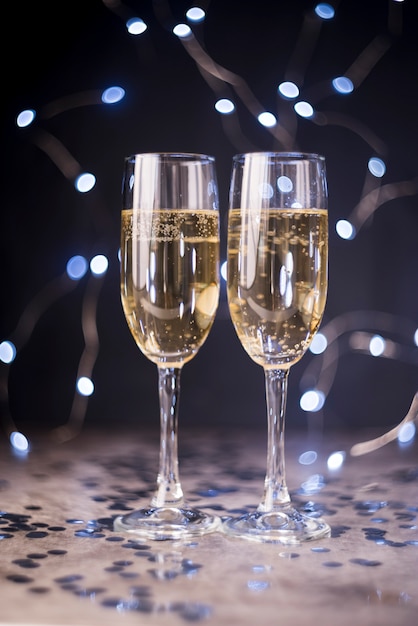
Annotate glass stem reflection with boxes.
[258,368,291,512]
[152,367,184,508]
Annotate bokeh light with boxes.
[101,86,125,104]
[397,422,416,444]
[298,450,318,465]
[294,101,314,118]
[215,99,235,114]
[16,109,36,128]
[309,332,328,354]
[315,3,335,19]
[77,376,95,396]
[173,24,192,38]
[90,254,109,276]
[336,219,356,240]
[75,173,96,193]
[9,431,30,454]
[126,18,147,35]
[0,340,17,364]
[186,7,205,22]
[369,334,385,356]
[258,112,277,127]
[278,81,299,98]
[368,157,386,178]
[300,389,326,412]
[66,255,88,281]
[332,76,354,94]
[327,451,346,471]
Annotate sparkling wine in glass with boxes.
[115,153,221,539]
[225,152,331,544]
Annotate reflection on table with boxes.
[0,427,417,626]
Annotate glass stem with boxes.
[258,368,291,512]
[152,366,184,508]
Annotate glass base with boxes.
[222,507,331,545]
[114,506,220,540]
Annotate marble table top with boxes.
[0,426,417,626]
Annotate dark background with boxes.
[1,0,417,441]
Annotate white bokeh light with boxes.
[294,101,314,118]
[327,451,345,471]
[16,109,36,128]
[126,18,147,35]
[90,254,109,276]
[186,7,205,21]
[75,173,96,193]
[300,389,325,412]
[10,431,30,454]
[397,422,416,444]
[336,219,356,240]
[414,328,418,347]
[77,376,95,396]
[258,112,277,127]
[0,340,17,364]
[173,23,192,38]
[369,334,385,356]
[309,332,328,354]
[215,98,235,114]
[368,157,386,178]
[278,81,299,98]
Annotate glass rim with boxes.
[232,151,325,162]
[125,152,215,163]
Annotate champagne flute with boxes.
[225,152,331,544]
[115,153,221,539]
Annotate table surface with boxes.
[0,426,417,626]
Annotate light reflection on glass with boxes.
[220,261,227,281]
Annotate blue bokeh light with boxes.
[101,86,125,104]
[66,255,88,281]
